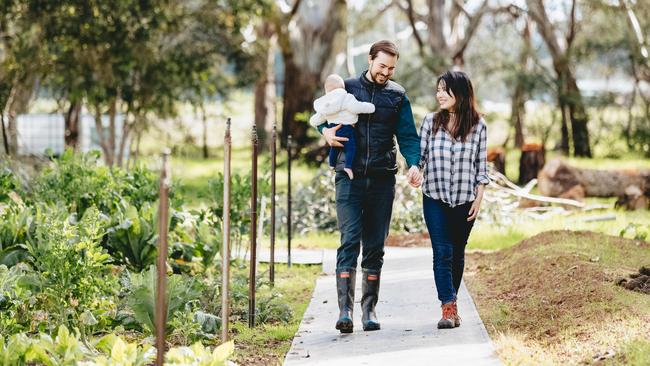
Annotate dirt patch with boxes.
[464,230,650,364]
[616,266,650,294]
[385,232,430,247]
[232,340,287,366]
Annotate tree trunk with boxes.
[93,104,113,166]
[64,100,82,150]
[1,110,9,156]
[276,0,347,149]
[511,83,526,149]
[201,105,209,159]
[116,116,131,168]
[487,146,506,174]
[558,100,570,155]
[4,78,35,155]
[281,58,322,149]
[254,22,276,149]
[108,99,117,165]
[565,75,591,157]
[519,142,545,185]
[511,16,532,149]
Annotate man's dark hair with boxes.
[369,40,399,60]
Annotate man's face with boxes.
[368,51,397,84]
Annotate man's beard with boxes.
[369,64,388,84]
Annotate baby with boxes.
[309,74,375,179]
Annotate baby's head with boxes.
[324,74,345,93]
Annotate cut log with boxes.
[538,158,650,202]
[519,143,545,185]
[487,146,506,174]
[615,185,650,210]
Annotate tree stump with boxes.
[518,143,545,185]
[487,146,506,174]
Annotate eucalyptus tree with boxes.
[29,0,257,165]
[525,0,592,157]
[394,0,515,73]
[0,0,45,156]
[271,0,348,149]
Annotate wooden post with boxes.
[248,125,258,328]
[287,135,292,268]
[270,123,277,286]
[155,149,171,366]
[221,118,232,342]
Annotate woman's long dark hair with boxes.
[433,71,481,142]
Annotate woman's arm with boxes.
[418,113,433,170]
[475,122,490,185]
[468,122,489,221]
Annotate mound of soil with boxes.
[385,232,430,247]
[465,230,650,341]
[616,266,650,294]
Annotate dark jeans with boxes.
[422,195,476,305]
[328,124,356,169]
[335,171,395,271]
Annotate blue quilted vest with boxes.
[335,71,406,177]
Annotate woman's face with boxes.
[436,81,456,111]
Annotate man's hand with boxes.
[407,166,422,188]
[323,125,348,147]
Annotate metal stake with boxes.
[221,118,232,342]
[270,123,277,285]
[248,125,258,328]
[155,149,171,366]
[287,135,292,268]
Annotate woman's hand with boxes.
[407,166,422,188]
[467,184,485,221]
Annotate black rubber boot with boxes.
[335,269,356,333]
[361,268,381,331]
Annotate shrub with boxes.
[124,266,202,334]
[0,204,32,267]
[105,202,158,273]
[23,205,117,333]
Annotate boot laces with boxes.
[442,303,455,320]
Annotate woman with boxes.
[416,70,489,329]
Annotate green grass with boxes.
[468,202,650,251]
[259,231,340,251]
[231,263,321,365]
[160,146,317,208]
[606,338,650,366]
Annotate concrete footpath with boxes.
[283,247,502,365]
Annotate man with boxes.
[314,40,421,333]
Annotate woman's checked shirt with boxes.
[418,112,490,207]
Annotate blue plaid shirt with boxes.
[418,112,490,207]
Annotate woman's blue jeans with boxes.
[422,195,476,305]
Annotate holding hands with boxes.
[407,166,422,188]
